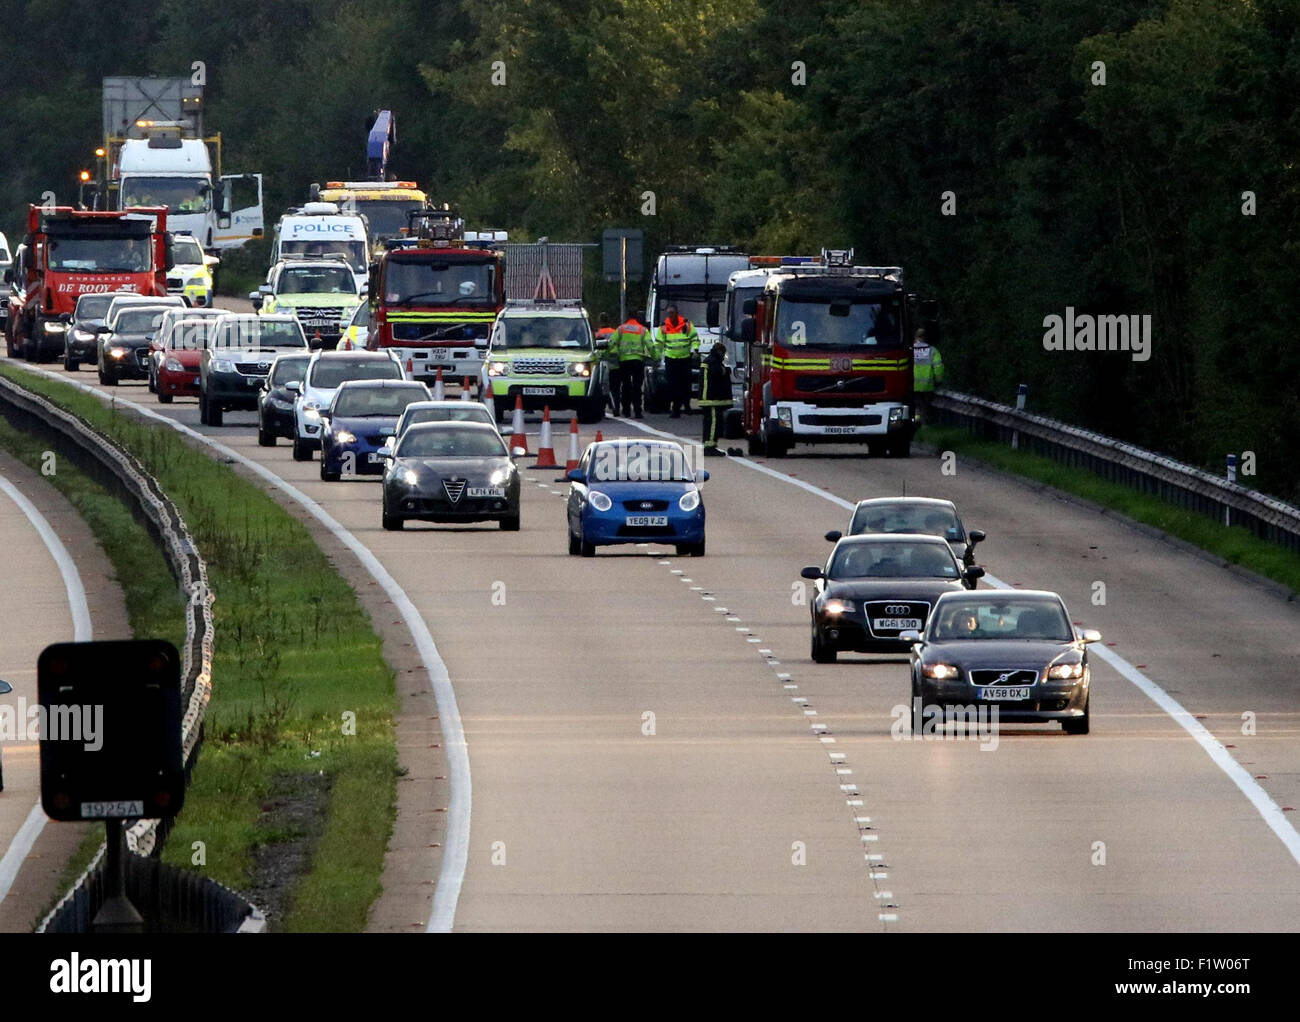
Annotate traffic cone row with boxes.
[530,407,558,469]
[461,376,472,401]
[509,395,529,455]
[564,416,580,472]
[433,367,445,400]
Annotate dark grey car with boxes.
[826,496,986,577]
[257,353,313,446]
[63,292,125,371]
[96,304,170,384]
[904,590,1100,735]
[380,422,522,532]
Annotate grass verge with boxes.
[0,363,398,931]
[920,424,1300,596]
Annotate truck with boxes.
[366,206,505,387]
[313,180,428,254]
[269,202,370,278]
[3,205,169,361]
[739,250,934,458]
[721,256,826,385]
[642,246,751,412]
[101,77,263,251]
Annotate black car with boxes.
[380,421,522,531]
[96,304,172,384]
[63,292,125,371]
[826,496,985,576]
[904,590,1100,734]
[257,352,313,446]
[800,534,984,662]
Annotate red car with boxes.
[156,315,224,403]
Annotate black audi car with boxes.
[257,352,313,446]
[825,496,986,576]
[380,421,522,531]
[903,590,1100,734]
[96,303,172,384]
[800,534,984,662]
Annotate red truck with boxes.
[366,206,505,389]
[4,205,169,361]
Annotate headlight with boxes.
[489,467,508,485]
[108,346,129,358]
[777,406,793,424]
[487,360,510,376]
[678,490,700,512]
[823,598,856,615]
[164,358,184,372]
[43,321,67,333]
[72,328,94,341]
[333,430,357,444]
[401,468,419,486]
[303,401,320,420]
[271,396,294,410]
[1046,661,1085,681]
[889,406,906,422]
[588,490,613,512]
[922,663,961,680]
[212,359,236,373]
[568,361,591,377]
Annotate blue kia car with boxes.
[565,438,708,556]
[319,379,431,481]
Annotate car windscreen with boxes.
[171,237,205,265]
[166,320,220,350]
[776,296,904,349]
[49,236,152,272]
[850,504,964,542]
[829,541,959,580]
[384,259,496,306]
[587,445,695,482]
[215,320,307,350]
[279,240,367,272]
[309,360,404,389]
[74,294,115,321]
[403,407,492,428]
[397,428,507,459]
[271,356,311,384]
[333,387,427,417]
[930,600,1072,641]
[278,266,355,295]
[357,200,426,238]
[112,308,166,334]
[121,176,211,212]
[495,316,591,349]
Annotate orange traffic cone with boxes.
[460,376,472,401]
[564,416,580,472]
[509,395,529,455]
[594,430,604,443]
[433,367,445,400]
[405,356,414,378]
[531,406,558,469]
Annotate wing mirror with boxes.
[0,679,12,695]
[800,566,823,580]
[965,565,985,580]
[695,469,710,483]
[376,446,393,459]
[1079,628,1102,644]
[824,530,842,542]
[566,468,585,483]
[285,381,301,393]
[968,529,986,544]
[511,446,526,458]
[898,630,922,644]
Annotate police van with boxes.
[269,203,369,282]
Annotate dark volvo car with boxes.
[380,421,521,531]
[800,534,984,662]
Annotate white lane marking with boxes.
[10,366,472,931]
[830,752,847,760]
[0,473,94,906]
[855,816,872,823]
[836,768,852,775]
[820,737,836,743]
[621,416,1300,873]
[870,872,889,879]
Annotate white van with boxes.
[270,203,369,279]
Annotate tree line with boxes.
[2,0,1296,498]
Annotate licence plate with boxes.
[977,687,1031,701]
[80,800,144,818]
[824,425,860,434]
[192,375,201,384]
[426,348,450,360]
[625,515,668,526]
[873,618,921,631]
[467,486,505,497]
[523,386,556,396]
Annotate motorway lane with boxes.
[13,360,1300,930]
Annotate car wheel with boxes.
[208,400,223,427]
[746,429,765,456]
[158,390,173,404]
[568,530,581,555]
[867,439,887,458]
[198,392,209,424]
[292,435,312,462]
[577,395,604,425]
[381,507,403,531]
[493,397,511,423]
[811,630,837,664]
[580,535,596,557]
[257,423,276,447]
[1063,697,1090,735]
[320,461,341,482]
[147,367,156,393]
[499,514,520,532]
[887,438,912,458]
[911,678,925,735]
[64,353,79,372]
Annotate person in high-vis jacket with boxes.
[594,314,618,412]
[609,314,653,418]
[699,342,733,457]
[912,327,945,424]
[657,304,699,418]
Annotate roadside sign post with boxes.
[603,228,644,323]
[1011,383,1027,449]
[1226,453,1237,526]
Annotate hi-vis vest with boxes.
[913,342,944,392]
[610,320,653,362]
[657,315,698,359]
